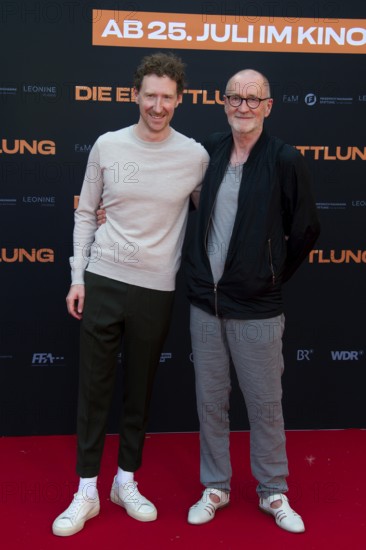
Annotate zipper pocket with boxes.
[268,238,276,284]
[214,283,219,317]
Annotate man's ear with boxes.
[265,98,273,118]
[134,87,139,104]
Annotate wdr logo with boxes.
[331,350,364,361]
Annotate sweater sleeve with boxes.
[69,141,104,284]
[279,145,321,282]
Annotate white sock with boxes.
[78,476,98,499]
[116,467,134,485]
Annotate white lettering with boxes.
[124,20,143,38]
[211,24,231,42]
[325,27,345,45]
[347,27,366,46]
[231,24,254,43]
[259,25,266,43]
[101,19,123,38]
[298,26,317,44]
[197,23,209,41]
[267,25,292,44]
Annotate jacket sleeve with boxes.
[202,132,230,156]
[278,145,321,282]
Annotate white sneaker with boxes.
[52,491,100,536]
[110,477,157,522]
[188,488,230,525]
[259,493,305,533]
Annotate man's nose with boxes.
[153,97,163,112]
[238,98,250,112]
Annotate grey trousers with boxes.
[76,272,174,477]
[190,304,289,498]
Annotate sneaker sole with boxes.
[52,506,100,537]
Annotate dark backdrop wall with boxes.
[1,0,365,436]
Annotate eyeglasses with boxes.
[225,95,271,109]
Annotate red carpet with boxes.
[1,430,365,550]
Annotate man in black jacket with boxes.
[185,69,320,533]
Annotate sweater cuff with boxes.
[69,256,88,285]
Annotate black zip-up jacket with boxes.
[184,130,320,319]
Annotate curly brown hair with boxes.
[133,52,186,95]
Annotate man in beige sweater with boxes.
[52,52,208,537]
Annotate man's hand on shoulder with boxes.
[96,208,106,226]
[96,200,106,227]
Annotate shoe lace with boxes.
[64,494,85,519]
[122,481,141,503]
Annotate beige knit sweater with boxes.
[70,125,209,291]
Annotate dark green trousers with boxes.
[76,271,174,477]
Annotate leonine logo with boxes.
[309,250,366,263]
[0,139,56,155]
[0,248,54,263]
[23,84,57,97]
